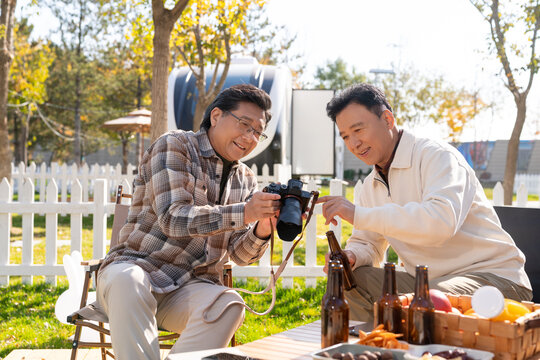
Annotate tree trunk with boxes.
[137,75,142,109]
[0,0,16,182]
[193,100,206,132]
[13,111,19,163]
[150,0,190,142]
[503,95,527,205]
[74,72,82,165]
[121,136,128,175]
[150,23,171,142]
[16,113,28,165]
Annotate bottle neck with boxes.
[414,266,430,299]
[327,232,341,254]
[382,264,397,296]
[327,265,344,298]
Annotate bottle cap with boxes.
[472,286,504,318]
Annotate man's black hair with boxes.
[326,83,393,122]
[200,84,272,130]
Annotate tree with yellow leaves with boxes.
[171,0,266,131]
[9,19,54,165]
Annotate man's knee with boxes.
[217,290,245,322]
[101,264,153,308]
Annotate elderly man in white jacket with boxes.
[317,83,532,322]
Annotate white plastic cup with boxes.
[471,286,505,318]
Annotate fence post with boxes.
[46,179,58,285]
[90,164,100,199]
[93,179,107,259]
[516,183,528,207]
[329,179,343,241]
[0,178,11,286]
[39,162,47,203]
[127,163,135,187]
[22,178,35,285]
[81,163,89,202]
[305,179,319,288]
[16,162,25,197]
[115,163,122,198]
[493,182,504,206]
[71,179,83,254]
[60,163,68,204]
[28,162,37,191]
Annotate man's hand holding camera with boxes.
[317,195,355,226]
[244,192,281,238]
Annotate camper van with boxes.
[167,57,343,178]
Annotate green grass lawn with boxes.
[0,184,511,357]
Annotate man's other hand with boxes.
[323,250,356,274]
[317,195,355,226]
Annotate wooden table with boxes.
[235,320,368,360]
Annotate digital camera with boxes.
[263,179,312,241]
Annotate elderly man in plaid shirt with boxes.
[97,84,281,359]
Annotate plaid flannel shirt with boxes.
[100,129,270,293]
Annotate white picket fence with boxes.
[9,161,292,203]
[0,169,342,289]
[3,169,536,289]
[514,173,540,196]
[493,181,540,207]
[10,162,137,203]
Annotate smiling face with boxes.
[207,101,267,161]
[336,102,398,168]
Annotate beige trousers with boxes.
[345,266,533,325]
[97,263,244,360]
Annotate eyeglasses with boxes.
[227,111,268,142]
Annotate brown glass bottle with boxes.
[326,230,357,291]
[408,265,435,344]
[321,259,349,348]
[377,262,402,333]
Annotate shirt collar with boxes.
[196,128,240,167]
[390,129,415,169]
[375,129,404,175]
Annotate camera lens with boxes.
[276,197,303,241]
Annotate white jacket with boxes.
[347,130,531,290]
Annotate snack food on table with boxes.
[417,349,473,360]
[356,324,409,350]
[319,349,394,360]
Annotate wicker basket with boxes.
[375,294,540,360]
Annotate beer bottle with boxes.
[377,262,402,333]
[326,230,357,291]
[321,259,349,348]
[408,265,435,344]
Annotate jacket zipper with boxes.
[374,177,391,197]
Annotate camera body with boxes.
[263,179,312,241]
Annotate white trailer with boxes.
[167,57,343,178]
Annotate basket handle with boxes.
[525,317,540,330]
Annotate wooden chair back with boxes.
[110,186,132,248]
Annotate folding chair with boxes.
[67,185,234,360]
[493,206,540,303]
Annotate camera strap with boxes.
[203,190,320,323]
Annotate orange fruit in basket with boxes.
[463,308,478,317]
[492,299,531,322]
